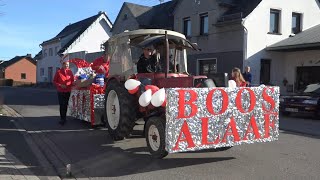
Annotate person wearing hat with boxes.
[137,46,160,73]
[53,60,75,125]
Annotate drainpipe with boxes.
[241,16,248,72]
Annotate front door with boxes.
[260,59,271,85]
[48,67,53,83]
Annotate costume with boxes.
[243,72,252,86]
[90,56,110,77]
[137,54,161,73]
[53,68,74,123]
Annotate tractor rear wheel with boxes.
[145,117,168,159]
[105,80,136,141]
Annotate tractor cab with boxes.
[103,29,211,88]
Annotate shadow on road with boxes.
[280,130,320,140]
[2,115,235,178]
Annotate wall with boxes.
[36,41,61,83]
[243,0,320,85]
[173,0,244,74]
[111,5,140,35]
[66,16,112,54]
[5,58,36,83]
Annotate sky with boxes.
[0,0,170,60]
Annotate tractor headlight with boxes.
[302,100,318,105]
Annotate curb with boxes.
[279,127,320,138]
[2,105,62,180]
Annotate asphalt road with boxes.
[1,86,320,180]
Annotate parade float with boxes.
[67,29,280,159]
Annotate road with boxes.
[0,86,320,180]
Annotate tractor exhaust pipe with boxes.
[165,31,169,78]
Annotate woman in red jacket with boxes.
[231,67,247,87]
[53,61,74,125]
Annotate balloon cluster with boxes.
[124,79,166,107]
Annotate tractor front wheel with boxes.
[105,80,136,141]
[145,117,168,159]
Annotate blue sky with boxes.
[0,0,170,60]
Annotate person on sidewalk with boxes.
[232,67,247,87]
[243,66,252,87]
[53,61,75,125]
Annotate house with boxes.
[0,54,36,83]
[173,0,320,93]
[37,11,113,83]
[111,1,178,35]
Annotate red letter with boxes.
[206,89,229,115]
[264,113,278,138]
[201,117,220,145]
[221,117,240,143]
[173,121,196,151]
[262,87,276,112]
[236,88,257,113]
[177,90,198,119]
[243,115,261,140]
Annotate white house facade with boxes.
[242,0,320,92]
[37,11,112,83]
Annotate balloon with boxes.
[125,79,141,91]
[151,88,166,107]
[145,85,160,94]
[128,86,139,94]
[228,80,237,88]
[139,89,152,107]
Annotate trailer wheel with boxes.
[145,117,168,159]
[105,80,136,141]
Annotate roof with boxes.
[217,0,262,22]
[266,24,320,51]
[0,55,36,69]
[41,12,112,55]
[113,1,178,32]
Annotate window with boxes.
[269,9,281,34]
[198,58,217,75]
[123,14,128,20]
[49,48,53,56]
[200,13,209,35]
[292,13,302,34]
[40,68,44,76]
[183,17,191,37]
[55,47,59,55]
[21,73,26,79]
[43,49,47,58]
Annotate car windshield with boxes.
[303,83,320,94]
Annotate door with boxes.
[260,59,271,85]
[48,67,53,83]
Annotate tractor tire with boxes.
[145,117,168,159]
[105,80,136,141]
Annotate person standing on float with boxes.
[53,56,75,125]
[90,44,112,78]
[231,67,247,87]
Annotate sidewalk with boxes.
[0,105,61,180]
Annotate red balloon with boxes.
[145,85,159,95]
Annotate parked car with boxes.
[280,83,320,119]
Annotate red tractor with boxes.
[103,29,228,158]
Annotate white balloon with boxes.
[125,79,141,90]
[139,89,152,107]
[228,80,237,88]
[151,88,166,107]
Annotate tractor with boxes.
[103,29,229,158]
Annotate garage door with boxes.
[296,66,320,90]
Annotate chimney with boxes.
[26,54,32,58]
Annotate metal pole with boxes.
[165,31,169,78]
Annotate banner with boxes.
[165,85,280,153]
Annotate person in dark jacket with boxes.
[137,46,161,73]
[53,61,75,125]
[243,66,252,87]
